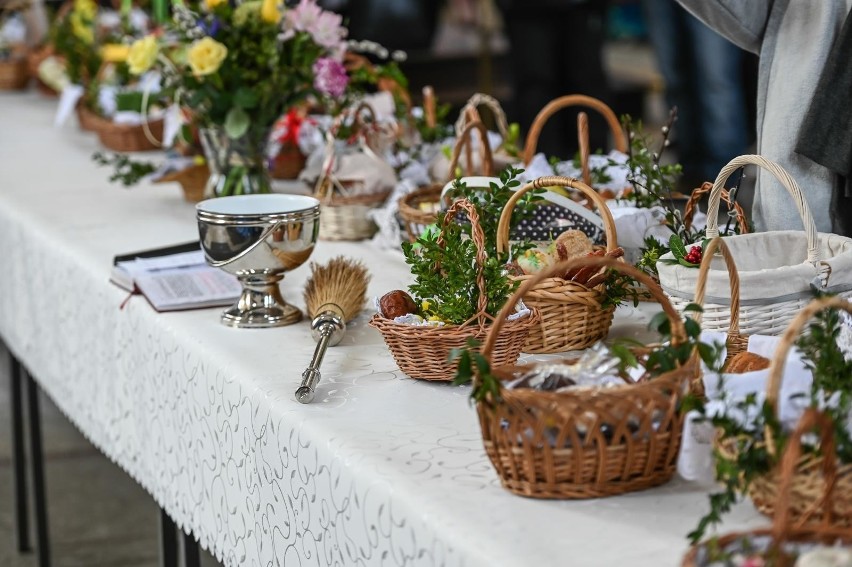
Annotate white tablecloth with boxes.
[0,92,763,567]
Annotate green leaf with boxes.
[224,107,250,139]
[233,87,259,109]
[678,257,700,268]
[683,303,704,313]
[669,234,688,261]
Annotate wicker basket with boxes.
[476,257,697,498]
[0,54,28,90]
[683,181,749,235]
[685,409,852,566]
[82,104,164,152]
[496,175,619,353]
[522,94,627,168]
[75,103,100,132]
[398,119,494,242]
[370,199,539,381]
[454,93,516,170]
[658,155,852,336]
[715,295,852,526]
[152,163,209,203]
[270,141,306,180]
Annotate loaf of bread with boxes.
[724,351,771,374]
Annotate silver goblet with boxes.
[196,194,321,328]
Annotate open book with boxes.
[110,242,242,312]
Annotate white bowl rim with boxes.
[197,194,319,216]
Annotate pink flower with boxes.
[312,57,348,98]
[285,0,347,56]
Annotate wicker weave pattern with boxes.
[683,181,749,234]
[685,410,852,566]
[79,105,164,152]
[398,120,494,242]
[371,199,537,381]
[497,175,619,353]
[478,258,695,499]
[716,296,852,526]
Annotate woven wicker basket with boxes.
[685,409,852,566]
[454,93,516,170]
[659,155,852,336]
[522,94,627,167]
[81,104,164,152]
[398,119,494,242]
[715,295,852,526]
[152,163,209,203]
[496,175,619,353]
[370,199,539,381]
[476,257,697,498]
[0,54,28,90]
[683,181,749,235]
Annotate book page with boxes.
[120,250,208,278]
[134,265,242,311]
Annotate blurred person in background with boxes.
[322,0,441,53]
[676,0,852,235]
[642,0,748,193]
[497,0,612,159]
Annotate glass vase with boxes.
[199,126,273,198]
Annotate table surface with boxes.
[0,92,764,567]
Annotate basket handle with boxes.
[437,199,489,318]
[522,94,627,165]
[705,155,819,266]
[683,182,749,234]
[577,112,592,186]
[495,175,618,256]
[454,92,510,140]
[765,296,852,416]
[771,408,838,541]
[445,119,494,182]
[481,257,686,360]
[692,237,742,343]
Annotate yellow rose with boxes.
[187,37,228,76]
[260,0,281,24]
[69,13,94,44]
[100,43,130,63]
[127,35,159,75]
[74,0,97,19]
[204,0,226,10]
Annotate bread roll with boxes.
[724,351,771,374]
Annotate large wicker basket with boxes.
[496,175,619,353]
[658,155,852,336]
[685,409,852,566]
[398,119,494,242]
[715,295,852,526]
[476,257,696,498]
[370,199,539,381]
[522,94,627,167]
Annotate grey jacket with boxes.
[676,0,852,233]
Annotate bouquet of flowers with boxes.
[127,0,351,196]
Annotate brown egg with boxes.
[379,290,418,319]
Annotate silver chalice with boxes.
[197,194,321,328]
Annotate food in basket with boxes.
[377,290,417,319]
[797,548,852,567]
[554,229,594,260]
[506,342,625,392]
[724,351,771,374]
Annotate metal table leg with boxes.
[25,370,51,567]
[183,529,201,567]
[160,508,178,567]
[10,354,31,553]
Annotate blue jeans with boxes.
[642,0,748,185]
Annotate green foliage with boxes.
[571,149,614,187]
[451,339,502,404]
[402,208,517,325]
[636,236,667,278]
[689,296,852,543]
[444,165,542,261]
[49,1,102,85]
[92,152,156,186]
[618,113,683,210]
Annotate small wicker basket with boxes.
[81,104,164,152]
[0,53,28,90]
[370,199,539,382]
[454,92,516,170]
[398,119,494,242]
[715,295,852,526]
[152,163,209,203]
[683,181,749,235]
[476,257,697,498]
[684,409,852,566]
[496,175,619,353]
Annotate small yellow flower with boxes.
[204,0,226,10]
[127,35,159,75]
[187,37,228,76]
[100,43,131,63]
[73,0,97,19]
[69,13,94,44]
[421,299,431,312]
[260,0,281,24]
